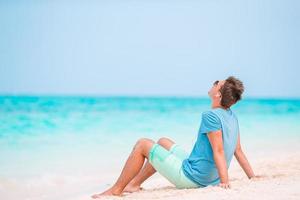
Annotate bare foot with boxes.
[91,188,122,199]
[123,184,143,193]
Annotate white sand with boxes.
[1,151,299,200]
[81,152,300,200]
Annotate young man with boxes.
[92,76,256,198]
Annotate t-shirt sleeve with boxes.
[199,111,221,134]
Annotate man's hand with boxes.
[218,182,231,189]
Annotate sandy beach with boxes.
[1,144,299,200]
[82,151,300,200]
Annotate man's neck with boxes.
[211,103,226,110]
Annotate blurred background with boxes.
[0,0,299,199]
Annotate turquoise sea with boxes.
[1,95,300,199]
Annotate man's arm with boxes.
[207,130,230,189]
[234,133,255,179]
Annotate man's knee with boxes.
[157,137,175,150]
[157,137,174,145]
[134,138,154,153]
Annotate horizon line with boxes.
[0,93,300,100]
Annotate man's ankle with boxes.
[111,186,123,195]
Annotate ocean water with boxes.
[0,95,300,199]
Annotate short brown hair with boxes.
[220,76,244,109]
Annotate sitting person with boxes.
[92,76,256,198]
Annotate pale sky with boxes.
[0,0,299,97]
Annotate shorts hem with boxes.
[149,143,159,163]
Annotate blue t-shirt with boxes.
[182,108,239,186]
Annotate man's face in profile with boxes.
[208,80,225,99]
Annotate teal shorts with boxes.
[148,143,201,189]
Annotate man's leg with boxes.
[123,137,175,193]
[91,138,154,198]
